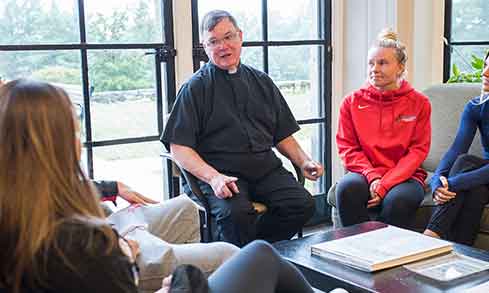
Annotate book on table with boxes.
[311,225,453,272]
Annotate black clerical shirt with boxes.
[161,62,299,181]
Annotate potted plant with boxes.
[447,54,485,83]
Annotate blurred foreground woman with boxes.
[0,79,139,293]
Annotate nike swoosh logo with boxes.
[358,105,369,109]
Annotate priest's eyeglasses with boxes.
[204,31,241,48]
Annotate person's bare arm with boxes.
[170,143,238,198]
[116,182,159,205]
[276,136,324,180]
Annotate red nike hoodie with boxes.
[336,80,431,198]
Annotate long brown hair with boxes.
[0,79,116,292]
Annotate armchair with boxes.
[162,151,305,242]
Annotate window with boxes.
[190,0,332,223]
[0,0,176,203]
[443,0,489,81]
[1,0,332,217]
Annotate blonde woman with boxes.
[336,29,431,229]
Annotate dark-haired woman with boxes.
[424,51,489,245]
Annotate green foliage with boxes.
[88,10,129,43]
[447,53,485,83]
[0,1,157,91]
[31,66,80,84]
[89,50,153,91]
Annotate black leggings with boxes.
[426,154,489,245]
[336,172,425,229]
[208,240,314,293]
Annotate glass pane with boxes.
[241,46,263,71]
[198,0,262,42]
[274,123,324,195]
[80,145,90,179]
[0,50,82,101]
[85,0,163,43]
[0,0,79,45]
[268,0,320,41]
[450,45,488,74]
[93,142,164,205]
[451,0,489,42]
[269,45,322,120]
[87,49,158,140]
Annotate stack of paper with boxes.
[311,225,453,272]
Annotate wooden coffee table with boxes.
[273,221,489,293]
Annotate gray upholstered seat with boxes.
[327,83,489,249]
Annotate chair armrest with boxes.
[161,151,214,242]
[160,151,206,200]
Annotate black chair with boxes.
[161,151,305,242]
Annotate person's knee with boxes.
[463,186,489,208]
[383,197,411,214]
[272,189,315,221]
[216,201,256,225]
[245,240,277,260]
[173,194,200,214]
[247,239,272,250]
[336,173,368,204]
[384,191,422,213]
[382,196,421,225]
[451,154,481,175]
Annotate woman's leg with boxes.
[425,193,465,239]
[378,179,424,229]
[335,172,371,226]
[143,194,201,243]
[169,242,239,276]
[207,240,314,293]
[452,184,489,245]
[426,154,489,242]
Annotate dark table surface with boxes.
[273,221,489,293]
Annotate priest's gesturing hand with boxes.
[301,160,324,180]
[209,173,240,199]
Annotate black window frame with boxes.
[188,0,333,224]
[443,0,489,82]
[0,0,177,182]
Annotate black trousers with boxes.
[426,154,489,245]
[185,166,315,247]
[336,172,425,229]
[208,240,314,293]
